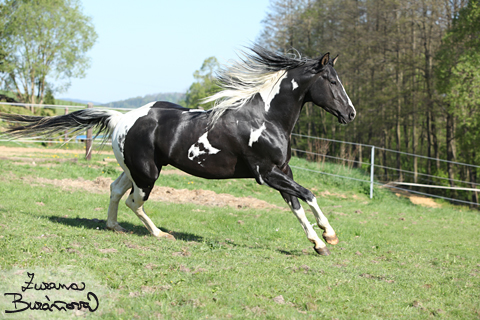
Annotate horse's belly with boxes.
[167,152,249,179]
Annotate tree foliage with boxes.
[184,56,221,109]
[0,0,97,108]
[254,0,479,204]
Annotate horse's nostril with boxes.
[349,112,356,120]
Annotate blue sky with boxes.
[59,0,271,104]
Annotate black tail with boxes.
[0,109,123,139]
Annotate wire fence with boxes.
[290,133,480,207]
[1,102,479,207]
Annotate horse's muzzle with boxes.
[338,107,356,124]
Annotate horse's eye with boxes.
[330,80,337,85]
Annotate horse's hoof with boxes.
[106,224,127,233]
[156,232,176,241]
[314,246,331,256]
[323,232,339,245]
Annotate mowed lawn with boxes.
[0,144,479,319]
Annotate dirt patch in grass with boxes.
[383,182,441,208]
[407,195,441,208]
[393,189,441,208]
[21,175,285,211]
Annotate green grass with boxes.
[0,144,479,319]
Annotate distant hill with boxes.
[59,98,103,105]
[102,92,185,109]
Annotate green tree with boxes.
[436,0,480,201]
[184,56,221,110]
[43,86,55,105]
[0,0,97,110]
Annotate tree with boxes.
[184,56,221,110]
[0,0,97,110]
[435,0,480,202]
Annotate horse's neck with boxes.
[263,77,308,135]
[225,69,310,135]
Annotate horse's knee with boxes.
[110,183,125,202]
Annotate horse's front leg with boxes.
[280,191,330,255]
[306,197,339,245]
[281,165,338,244]
[262,165,337,255]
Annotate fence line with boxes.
[289,165,371,183]
[291,164,480,207]
[388,181,480,192]
[0,102,135,111]
[292,133,479,206]
[0,139,110,145]
[293,143,480,187]
[292,132,480,169]
[291,148,371,166]
[372,163,480,186]
[292,133,373,148]
[378,183,480,207]
[0,102,115,158]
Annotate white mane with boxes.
[203,48,309,125]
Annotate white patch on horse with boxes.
[291,79,298,91]
[259,72,288,112]
[182,109,205,114]
[187,132,221,165]
[256,165,264,185]
[112,102,155,164]
[248,122,266,147]
[336,75,355,112]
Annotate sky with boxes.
[59,0,272,104]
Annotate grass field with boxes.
[0,143,479,319]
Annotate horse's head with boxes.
[305,53,356,124]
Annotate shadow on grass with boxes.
[25,212,294,252]
[35,214,205,242]
[277,249,307,257]
[161,228,204,242]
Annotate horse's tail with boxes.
[0,108,124,140]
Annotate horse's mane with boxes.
[204,46,318,125]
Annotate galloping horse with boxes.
[0,47,356,255]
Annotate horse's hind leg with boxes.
[125,181,175,240]
[106,172,132,232]
[280,191,330,256]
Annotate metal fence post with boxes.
[85,102,93,160]
[370,146,375,199]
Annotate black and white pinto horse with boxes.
[1,47,355,255]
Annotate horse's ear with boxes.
[320,52,330,67]
[332,54,339,66]
[312,52,330,73]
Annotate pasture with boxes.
[0,143,479,319]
